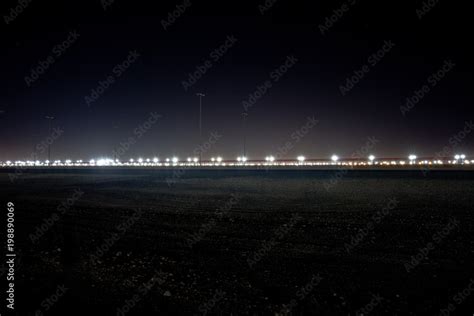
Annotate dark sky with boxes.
[0,0,472,161]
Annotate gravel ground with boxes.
[1,169,473,315]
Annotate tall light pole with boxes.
[241,111,248,158]
[45,116,55,163]
[196,93,205,164]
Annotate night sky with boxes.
[1,0,472,161]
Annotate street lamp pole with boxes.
[196,93,205,164]
[241,111,248,158]
[45,116,55,163]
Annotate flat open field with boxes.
[1,169,474,315]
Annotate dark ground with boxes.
[1,168,473,315]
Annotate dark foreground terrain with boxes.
[1,168,474,315]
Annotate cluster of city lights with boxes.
[1,154,472,168]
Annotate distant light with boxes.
[187,157,192,162]
[138,158,143,163]
[153,157,159,163]
[172,157,178,163]
[216,156,223,163]
[166,158,170,162]
[297,155,305,162]
[368,155,375,161]
[89,159,95,164]
[193,157,199,163]
[331,155,339,162]
[242,156,247,162]
[211,157,216,162]
[408,155,417,161]
[45,160,50,164]
[454,154,460,160]
[237,157,242,162]
[146,158,150,162]
[266,155,275,162]
[129,158,134,163]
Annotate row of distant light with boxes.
[0,154,471,167]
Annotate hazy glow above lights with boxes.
[331,155,339,162]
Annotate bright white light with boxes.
[211,157,215,162]
[460,154,466,160]
[408,155,417,161]
[216,156,223,163]
[138,158,143,163]
[331,155,339,162]
[266,155,275,162]
[297,155,305,162]
[89,159,95,164]
[146,158,150,163]
[237,157,242,162]
[242,156,247,162]
[45,160,50,164]
[153,157,159,163]
[368,155,375,161]
[129,158,134,163]
[187,157,192,162]
[454,154,460,160]
[193,157,199,163]
[172,157,178,164]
